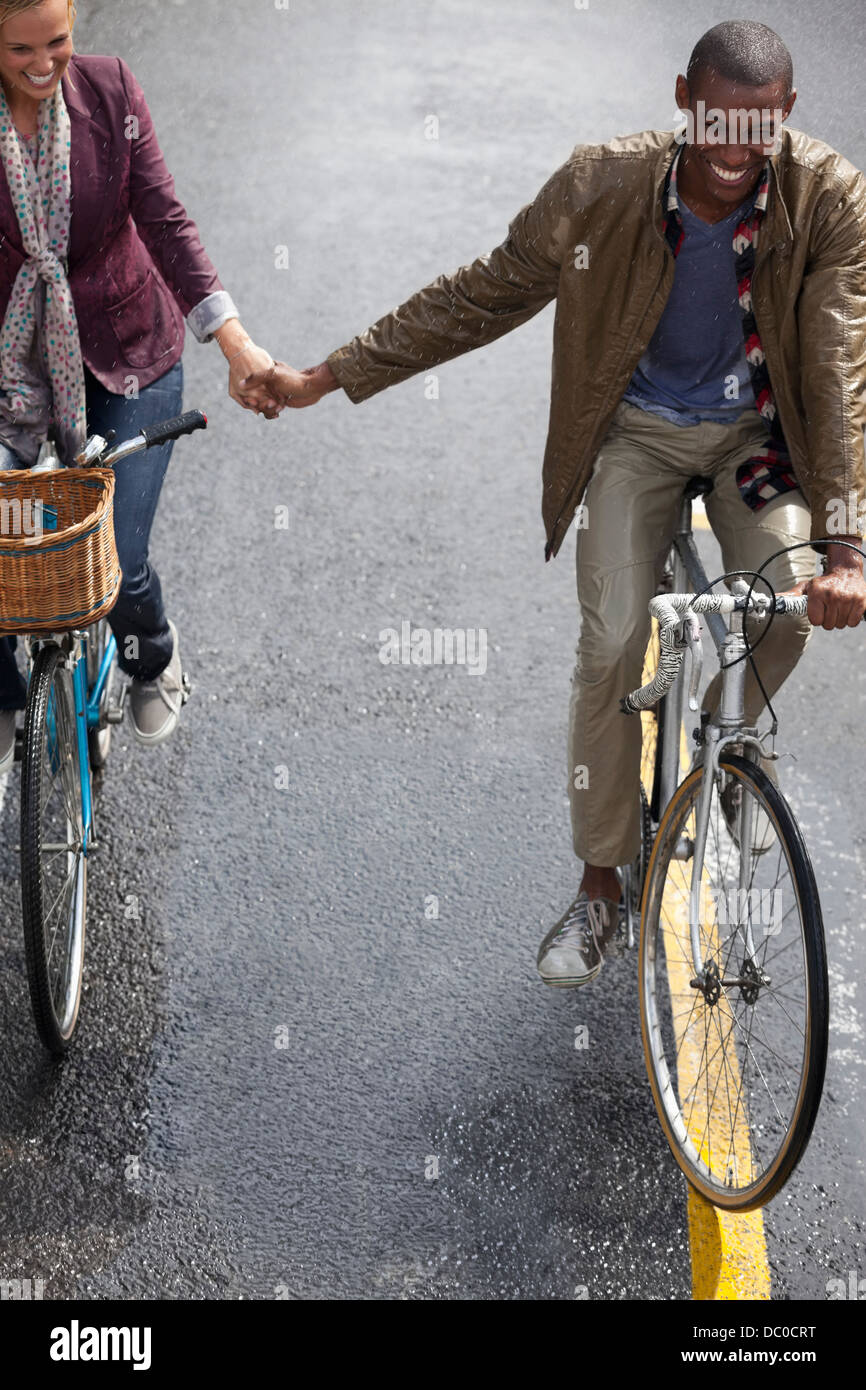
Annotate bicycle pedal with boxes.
[105,679,128,725]
[605,926,632,960]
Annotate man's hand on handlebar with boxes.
[787,538,866,630]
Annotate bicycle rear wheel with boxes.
[640,753,828,1210]
[621,621,662,930]
[20,644,88,1053]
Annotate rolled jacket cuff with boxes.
[187,290,240,344]
[809,485,866,552]
[326,342,383,403]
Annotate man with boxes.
[245,20,866,987]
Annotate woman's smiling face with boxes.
[0,0,74,108]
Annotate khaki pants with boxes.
[567,399,816,866]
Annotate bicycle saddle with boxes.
[683,475,714,499]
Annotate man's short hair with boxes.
[687,21,793,99]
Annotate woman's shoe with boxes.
[128,620,190,746]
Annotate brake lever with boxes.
[682,611,703,712]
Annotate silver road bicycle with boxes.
[618,475,829,1211]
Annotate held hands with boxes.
[227,342,283,418]
[215,316,340,416]
[215,320,284,419]
[239,361,339,411]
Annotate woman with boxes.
[0,0,280,768]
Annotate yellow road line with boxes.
[689,1188,770,1299]
[693,500,711,531]
[640,626,771,1300]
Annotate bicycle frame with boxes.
[654,489,780,987]
[656,489,726,814]
[86,627,117,729]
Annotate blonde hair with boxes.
[0,1,77,89]
[0,0,76,31]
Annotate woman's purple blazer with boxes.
[0,52,226,390]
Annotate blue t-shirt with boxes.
[623,191,757,426]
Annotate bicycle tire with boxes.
[640,753,828,1211]
[20,644,88,1053]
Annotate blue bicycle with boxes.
[17,410,206,1052]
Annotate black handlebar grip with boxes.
[140,410,207,449]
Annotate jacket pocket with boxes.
[105,268,178,369]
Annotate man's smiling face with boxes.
[674,68,796,217]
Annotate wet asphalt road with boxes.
[0,0,865,1300]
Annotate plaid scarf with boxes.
[663,145,798,511]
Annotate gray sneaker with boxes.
[128,620,190,747]
[0,708,16,775]
[537,889,625,988]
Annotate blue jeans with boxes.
[0,359,184,709]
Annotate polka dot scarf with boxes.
[0,79,86,466]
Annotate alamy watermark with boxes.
[669,884,784,936]
[1,1277,44,1299]
[378,621,487,676]
[826,491,866,536]
[0,496,49,538]
[673,102,785,151]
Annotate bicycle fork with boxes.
[685,617,772,1000]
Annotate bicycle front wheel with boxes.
[640,753,828,1210]
[20,644,88,1053]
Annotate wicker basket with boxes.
[0,468,121,634]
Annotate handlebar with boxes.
[620,591,808,716]
[139,411,208,450]
[74,410,207,468]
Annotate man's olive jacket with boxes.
[327,127,866,560]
